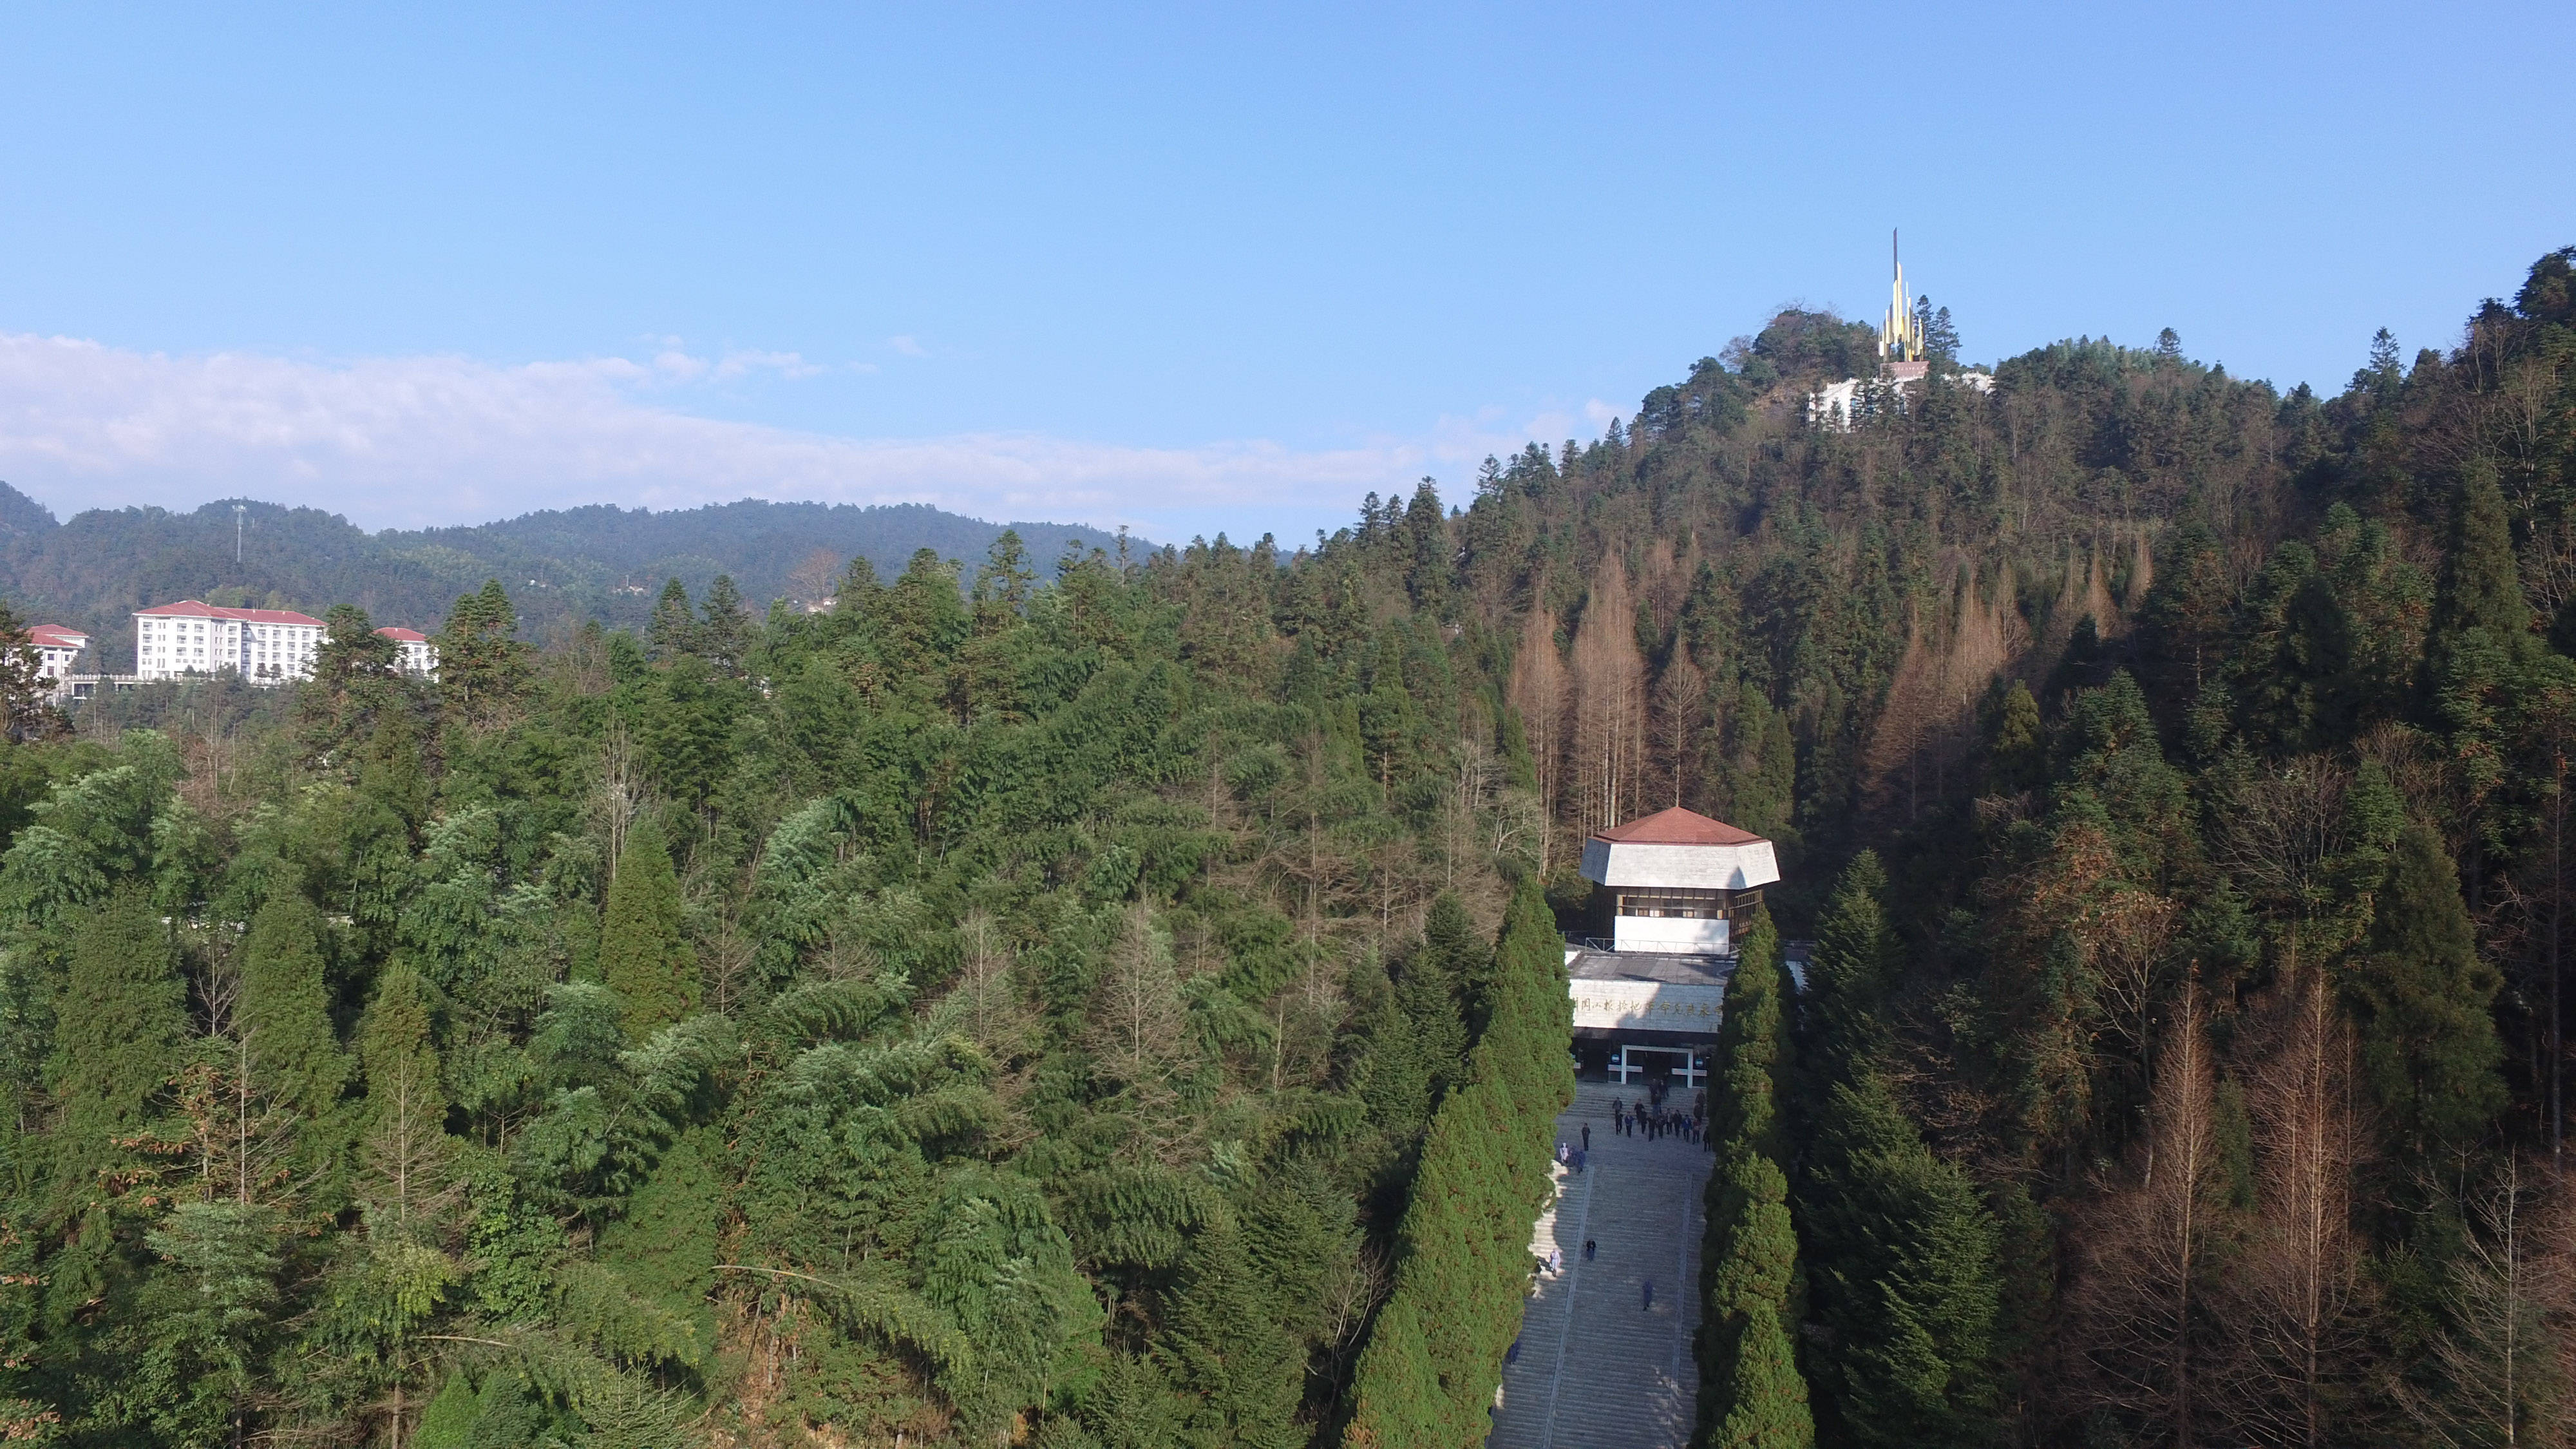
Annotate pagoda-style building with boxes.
[1578,806,1779,954]
[1567,806,1782,1088]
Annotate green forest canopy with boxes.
[0,245,2572,1447]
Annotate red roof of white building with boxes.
[374,627,429,643]
[1589,806,1768,847]
[136,600,325,627]
[29,625,86,649]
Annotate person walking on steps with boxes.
[1581,1122,1591,1151]
[1642,1279,1654,1311]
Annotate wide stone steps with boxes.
[1490,1083,1710,1449]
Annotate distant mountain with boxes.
[0,486,1132,672]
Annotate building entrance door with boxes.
[1609,1043,1707,1088]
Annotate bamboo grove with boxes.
[0,245,2568,1446]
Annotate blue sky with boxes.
[1,2,2569,543]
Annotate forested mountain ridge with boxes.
[0,245,2571,1448]
[0,492,1126,669]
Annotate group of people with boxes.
[1610,1078,1709,1148]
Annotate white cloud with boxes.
[0,332,1616,540]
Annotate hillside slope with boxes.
[0,491,1130,669]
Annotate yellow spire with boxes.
[1880,229,1922,364]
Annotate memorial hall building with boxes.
[1565,807,1781,1089]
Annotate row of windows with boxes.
[1611,887,1762,920]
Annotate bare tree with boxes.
[1084,901,1198,1162]
[1568,558,1647,831]
[2222,965,2375,1448]
[2088,886,2183,1090]
[594,715,644,878]
[1442,734,1495,891]
[1862,564,2023,820]
[2397,1158,2576,1448]
[2065,980,2233,1446]
[1651,642,1705,813]
[951,909,1030,1058]
[787,546,843,608]
[1509,595,1567,865]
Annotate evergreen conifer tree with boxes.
[1421,891,1493,1035]
[2430,459,2533,662]
[239,891,351,1126]
[1801,1074,2002,1448]
[647,579,699,661]
[1714,909,1790,1160]
[50,886,185,1197]
[1806,851,1898,1079]
[1705,1154,1814,1449]
[1393,933,1466,1115]
[356,963,450,1230]
[434,578,530,724]
[600,817,698,1037]
[698,574,752,677]
[2345,822,2506,1155]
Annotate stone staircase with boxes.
[1489,1081,1710,1449]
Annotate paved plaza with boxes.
[1489,1080,1710,1449]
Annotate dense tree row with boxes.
[1342,885,1569,1449]
[1696,908,1814,1448]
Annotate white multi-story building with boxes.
[134,601,325,683]
[26,625,88,693]
[377,627,439,679]
[133,601,444,686]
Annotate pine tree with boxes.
[699,573,751,677]
[1805,851,1899,1078]
[647,579,699,661]
[600,817,699,1037]
[2431,458,2533,655]
[976,529,1037,616]
[356,963,450,1230]
[1393,931,1466,1115]
[0,601,50,742]
[434,578,530,725]
[1715,909,1790,1160]
[1705,1153,1815,1449]
[50,886,185,1198]
[1421,891,1492,1038]
[1403,480,1452,618]
[240,890,352,1126]
[1801,1074,2002,1449]
[2345,822,2506,1156]
[298,603,405,761]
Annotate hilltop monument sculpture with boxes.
[1880,229,1929,383]
[1808,231,1991,429]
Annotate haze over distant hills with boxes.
[0,485,1134,670]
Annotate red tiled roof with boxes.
[1589,806,1766,846]
[375,627,428,642]
[135,600,324,627]
[29,625,87,649]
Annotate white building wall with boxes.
[1611,914,1731,955]
[1567,979,1726,1034]
[134,607,325,684]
